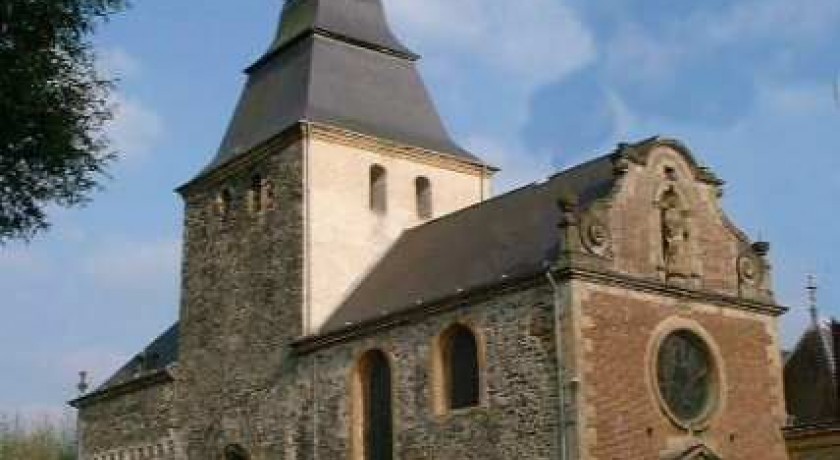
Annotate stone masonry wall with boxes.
[574,282,788,459]
[176,136,306,459]
[787,432,840,460]
[306,284,562,460]
[77,380,182,460]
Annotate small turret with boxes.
[77,370,89,395]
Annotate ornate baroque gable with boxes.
[557,136,773,303]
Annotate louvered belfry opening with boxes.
[415,176,432,219]
[362,350,393,460]
[446,325,480,410]
[370,165,388,214]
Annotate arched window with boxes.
[436,324,481,412]
[370,165,388,213]
[264,179,275,210]
[250,174,263,213]
[217,188,232,218]
[353,350,393,460]
[224,444,249,460]
[415,176,432,219]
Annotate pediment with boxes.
[661,441,722,460]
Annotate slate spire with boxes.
[266,0,417,61]
[202,0,481,176]
[808,274,820,328]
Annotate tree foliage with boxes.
[0,412,77,460]
[0,0,127,244]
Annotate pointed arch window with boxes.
[415,176,432,219]
[435,324,481,412]
[370,165,388,214]
[352,350,393,460]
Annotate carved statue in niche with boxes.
[660,187,691,277]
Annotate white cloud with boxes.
[603,25,684,86]
[106,94,164,162]
[384,0,598,182]
[386,0,597,87]
[604,0,840,86]
[465,135,557,193]
[82,238,180,297]
[705,0,840,45]
[95,48,164,162]
[99,47,142,80]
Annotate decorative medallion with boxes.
[588,221,609,247]
[656,330,715,425]
[579,207,612,258]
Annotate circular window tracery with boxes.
[655,329,717,425]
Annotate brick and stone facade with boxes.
[70,1,793,459]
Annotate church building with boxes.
[71,0,791,458]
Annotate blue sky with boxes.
[2,0,839,417]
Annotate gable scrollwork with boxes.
[659,439,723,460]
[556,196,614,271]
[579,202,614,259]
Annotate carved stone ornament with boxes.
[579,207,612,257]
[659,440,722,460]
[659,187,693,279]
[737,255,762,287]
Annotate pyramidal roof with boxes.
[202,0,482,175]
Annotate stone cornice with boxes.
[68,369,173,409]
[177,121,495,196]
[293,266,787,354]
[307,122,497,176]
[783,421,840,439]
[560,265,787,317]
[176,125,306,195]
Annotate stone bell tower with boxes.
[174,0,492,455]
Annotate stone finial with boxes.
[77,371,89,395]
[751,241,770,257]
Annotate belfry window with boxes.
[353,350,393,460]
[250,174,263,213]
[264,179,275,209]
[370,165,388,213]
[415,176,432,219]
[217,188,232,218]
[436,324,481,411]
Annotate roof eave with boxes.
[69,369,174,409]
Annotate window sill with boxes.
[434,403,489,422]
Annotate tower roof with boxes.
[267,0,417,60]
[198,0,482,178]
